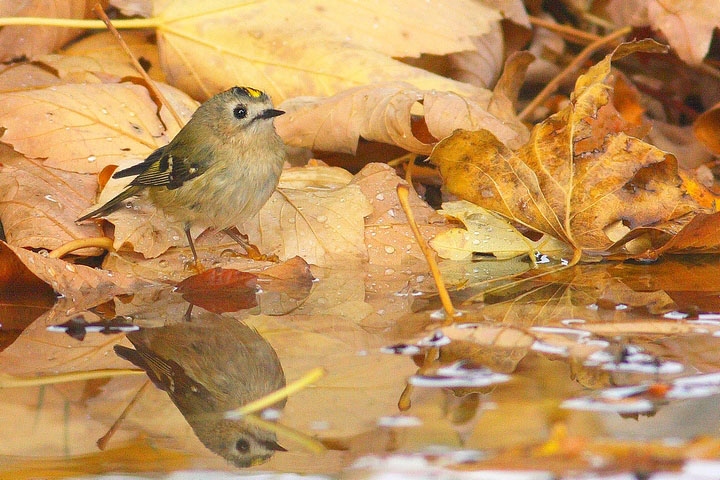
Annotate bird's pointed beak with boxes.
[263,439,287,451]
[259,109,285,119]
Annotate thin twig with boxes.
[528,16,601,44]
[49,236,115,258]
[396,184,456,319]
[0,16,158,28]
[224,367,325,419]
[92,4,184,128]
[519,26,632,121]
[97,380,151,450]
[242,414,327,453]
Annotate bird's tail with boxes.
[76,185,143,222]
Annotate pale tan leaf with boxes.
[351,163,449,267]
[0,146,101,252]
[62,31,166,82]
[608,0,720,64]
[277,82,526,155]
[430,200,536,261]
[0,1,91,62]
[243,175,373,266]
[153,0,499,101]
[0,82,195,174]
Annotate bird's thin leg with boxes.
[184,223,200,267]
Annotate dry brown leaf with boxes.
[641,212,720,257]
[63,31,166,82]
[0,145,102,252]
[0,1,92,62]
[244,169,373,266]
[694,101,720,155]
[0,81,194,174]
[0,242,149,302]
[351,163,449,267]
[152,0,499,101]
[430,41,703,260]
[277,82,527,156]
[608,0,720,65]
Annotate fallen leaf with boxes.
[153,0,501,101]
[644,212,720,256]
[175,268,258,313]
[0,81,194,174]
[63,30,166,82]
[0,241,150,304]
[693,101,720,154]
[351,163,449,267]
[430,200,561,261]
[0,145,102,252]
[277,82,527,156]
[0,1,91,62]
[607,0,720,64]
[430,40,703,260]
[245,180,373,266]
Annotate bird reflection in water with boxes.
[114,311,286,467]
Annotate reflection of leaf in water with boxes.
[115,312,286,467]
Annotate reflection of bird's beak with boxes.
[262,439,287,452]
[260,109,285,119]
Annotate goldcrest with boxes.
[77,86,286,263]
[114,312,286,467]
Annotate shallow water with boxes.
[2,256,720,478]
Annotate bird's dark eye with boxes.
[235,438,250,453]
[233,104,248,119]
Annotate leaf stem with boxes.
[224,367,325,419]
[527,16,601,45]
[396,184,456,320]
[0,16,159,29]
[49,236,115,258]
[92,5,185,128]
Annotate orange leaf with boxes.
[176,268,258,313]
[430,40,703,260]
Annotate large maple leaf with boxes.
[430,40,711,263]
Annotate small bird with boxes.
[77,86,286,264]
[114,313,287,467]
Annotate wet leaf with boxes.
[352,163,449,267]
[0,241,150,304]
[430,200,567,261]
[0,146,102,252]
[0,1,91,62]
[431,40,706,260]
[0,81,193,174]
[176,268,258,313]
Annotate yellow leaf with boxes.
[153,0,501,101]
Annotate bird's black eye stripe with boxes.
[233,104,248,119]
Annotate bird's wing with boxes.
[114,143,212,190]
